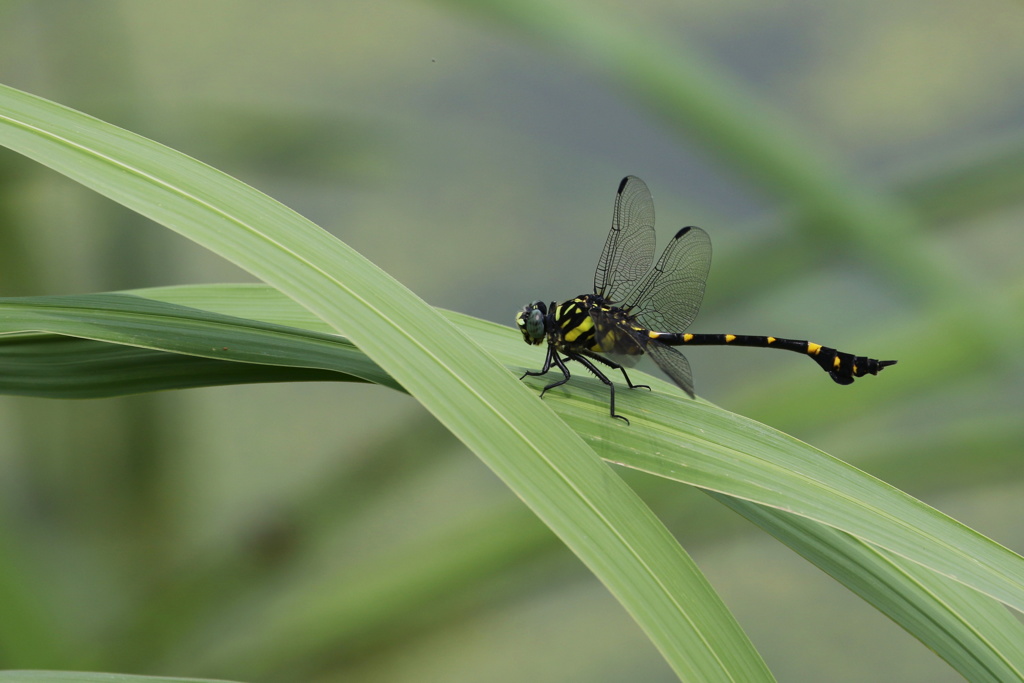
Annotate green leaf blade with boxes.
[0,84,772,682]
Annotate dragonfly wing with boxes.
[626,225,711,334]
[645,340,695,398]
[593,176,657,303]
[590,307,645,368]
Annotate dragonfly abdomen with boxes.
[648,332,897,385]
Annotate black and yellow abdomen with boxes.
[648,331,896,385]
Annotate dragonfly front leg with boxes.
[537,351,573,398]
[521,345,574,397]
[521,345,555,379]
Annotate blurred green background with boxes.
[1,2,1022,681]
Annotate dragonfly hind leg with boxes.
[582,349,651,392]
[567,351,634,424]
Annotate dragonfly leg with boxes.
[569,352,630,424]
[537,351,573,398]
[583,350,650,392]
[521,345,558,380]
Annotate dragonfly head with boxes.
[516,301,549,345]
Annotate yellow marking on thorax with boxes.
[563,315,594,342]
[806,342,822,355]
[724,334,736,343]
[833,356,842,369]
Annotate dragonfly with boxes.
[516,176,897,423]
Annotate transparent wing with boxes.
[623,225,711,334]
[589,308,646,368]
[593,176,656,303]
[645,340,695,398]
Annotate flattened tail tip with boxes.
[829,372,856,385]
[829,358,896,385]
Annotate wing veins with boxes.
[593,176,656,303]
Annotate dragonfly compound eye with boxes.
[517,302,548,343]
[527,309,546,339]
